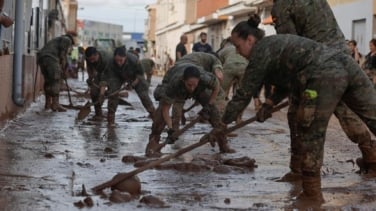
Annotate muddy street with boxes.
[1,76,376,210]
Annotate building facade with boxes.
[328,0,376,55]
[77,19,123,47]
[0,0,76,126]
[146,0,275,68]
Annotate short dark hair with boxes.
[85,46,97,58]
[348,40,357,46]
[114,46,127,57]
[200,32,207,36]
[183,66,201,80]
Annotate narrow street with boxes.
[1,75,376,210]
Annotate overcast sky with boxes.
[77,0,157,33]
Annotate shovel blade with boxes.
[77,102,92,120]
[118,98,132,106]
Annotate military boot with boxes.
[217,137,236,153]
[44,94,52,110]
[356,140,376,174]
[145,135,163,157]
[91,105,103,121]
[278,154,302,182]
[51,96,67,112]
[107,113,115,127]
[296,174,324,204]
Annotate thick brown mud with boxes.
[0,76,376,210]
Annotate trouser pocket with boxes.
[297,89,317,128]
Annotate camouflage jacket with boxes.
[271,0,348,53]
[37,36,72,66]
[140,58,155,74]
[174,52,223,74]
[155,63,218,104]
[104,52,144,84]
[222,34,339,123]
[217,43,248,66]
[86,50,112,84]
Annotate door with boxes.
[352,19,366,55]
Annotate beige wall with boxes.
[328,0,364,6]
[0,55,43,127]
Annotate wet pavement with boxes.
[1,75,376,210]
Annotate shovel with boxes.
[163,115,202,145]
[76,88,128,120]
[91,100,289,193]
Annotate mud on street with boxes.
[1,76,376,210]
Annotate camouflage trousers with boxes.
[150,91,223,142]
[38,56,62,96]
[106,78,124,115]
[171,88,226,131]
[133,77,155,115]
[221,62,246,98]
[292,57,376,176]
[145,73,152,87]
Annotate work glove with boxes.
[256,103,273,122]
[198,105,212,121]
[202,123,227,147]
[166,128,178,144]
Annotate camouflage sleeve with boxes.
[59,37,72,66]
[271,0,298,35]
[200,71,218,90]
[222,59,267,124]
[160,83,177,105]
[212,58,223,73]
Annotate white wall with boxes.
[331,0,374,55]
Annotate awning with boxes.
[216,1,258,17]
[196,13,229,25]
[262,15,274,25]
[155,21,185,36]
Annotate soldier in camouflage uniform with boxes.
[102,46,155,125]
[172,52,227,129]
[146,64,234,157]
[217,37,253,123]
[37,34,73,112]
[140,58,156,87]
[271,0,372,182]
[85,47,113,120]
[209,15,376,202]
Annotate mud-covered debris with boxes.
[224,198,231,204]
[111,175,141,195]
[81,184,89,196]
[76,162,94,168]
[109,190,132,203]
[104,147,113,153]
[83,197,94,207]
[213,165,231,174]
[122,155,147,163]
[192,193,202,201]
[139,195,167,208]
[73,200,85,208]
[222,156,256,169]
[44,153,54,159]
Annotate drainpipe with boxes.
[13,0,25,106]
